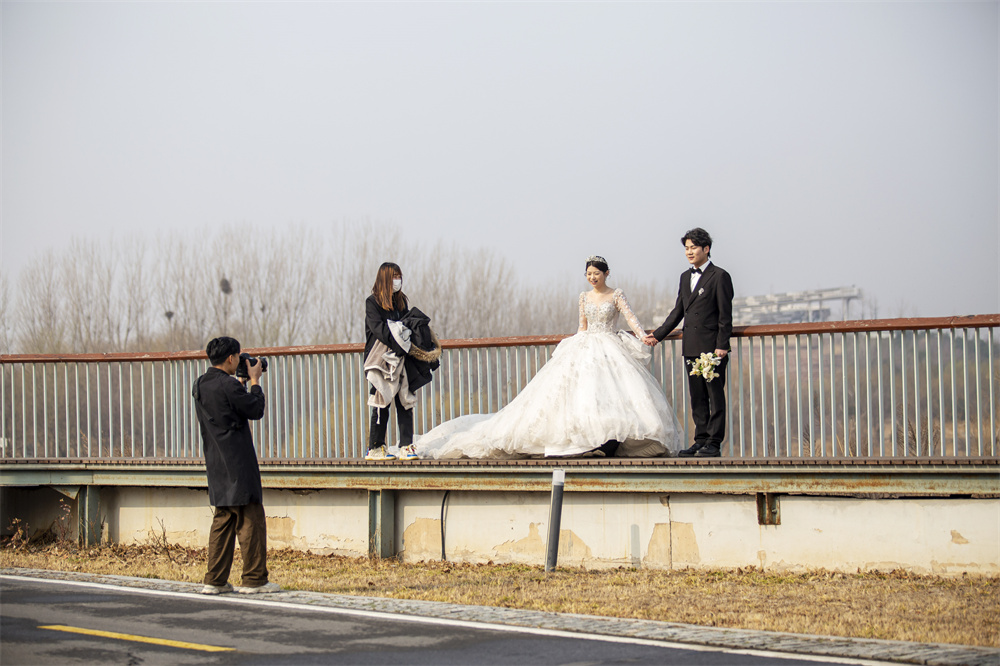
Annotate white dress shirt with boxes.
[690,260,711,292]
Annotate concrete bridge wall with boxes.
[3,484,996,575]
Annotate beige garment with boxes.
[364,340,417,411]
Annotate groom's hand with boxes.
[643,334,658,347]
[715,349,728,358]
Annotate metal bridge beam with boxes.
[1,461,997,497]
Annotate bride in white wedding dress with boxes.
[415,256,682,460]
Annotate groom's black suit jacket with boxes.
[652,262,734,357]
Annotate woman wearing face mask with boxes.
[415,256,681,460]
[363,262,439,460]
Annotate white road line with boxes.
[1,574,897,665]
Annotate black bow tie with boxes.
[691,267,703,275]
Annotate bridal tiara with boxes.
[586,255,607,264]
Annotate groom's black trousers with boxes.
[686,355,729,447]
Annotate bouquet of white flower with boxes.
[688,352,722,382]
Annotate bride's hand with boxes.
[642,334,658,347]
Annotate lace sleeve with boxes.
[614,289,646,338]
[578,292,587,332]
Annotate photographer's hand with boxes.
[247,357,264,386]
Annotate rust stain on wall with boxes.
[951,530,970,545]
[401,517,442,558]
[266,516,295,543]
[671,521,700,565]
[495,523,545,558]
[644,523,671,567]
[146,525,201,548]
[555,529,593,561]
[493,523,593,562]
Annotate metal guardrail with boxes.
[1,316,997,462]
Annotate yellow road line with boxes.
[39,625,234,652]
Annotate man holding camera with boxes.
[193,336,279,594]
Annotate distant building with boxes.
[732,287,863,325]
[643,286,865,329]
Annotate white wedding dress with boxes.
[415,289,682,459]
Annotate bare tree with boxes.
[614,277,677,336]
[235,226,324,346]
[520,278,578,336]
[0,272,12,354]
[57,237,150,352]
[15,252,66,353]
[459,248,518,337]
[61,238,106,352]
[8,222,672,353]
[315,220,410,344]
[118,237,151,350]
[153,235,215,351]
[863,294,880,320]
[891,298,918,319]
[410,239,464,339]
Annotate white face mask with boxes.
[392,278,402,293]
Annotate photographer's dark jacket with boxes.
[365,296,439,394]
[192,367,266,507]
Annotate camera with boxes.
[236,353,268,379]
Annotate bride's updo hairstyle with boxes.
[586,255,609,273]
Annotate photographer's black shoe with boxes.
[678,442,706,457]
[696,445,721,457]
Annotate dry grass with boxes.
[2,540,997,648]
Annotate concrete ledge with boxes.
[2,459,998,495]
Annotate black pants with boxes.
[686,355,729,447]
[204,501,268,587]
[368,393,414,448]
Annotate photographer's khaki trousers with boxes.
[204,501,268,587]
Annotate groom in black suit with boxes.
[643,228,734,457]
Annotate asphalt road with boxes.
[0,576,861,666]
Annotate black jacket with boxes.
[365,295,409,359]
[652,262,734,357]
[364,296,439,394]
[192,367,266,506]
[398,307,439,392]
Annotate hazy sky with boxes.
[2,1,997,318]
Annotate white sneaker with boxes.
[236,582,282,594]
[366,445,397,461]
[399,445,419,460]
[200,582,233,595]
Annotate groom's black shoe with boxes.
[597,440,621,457]
[696,444,721,457]
[678,441,706,457]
